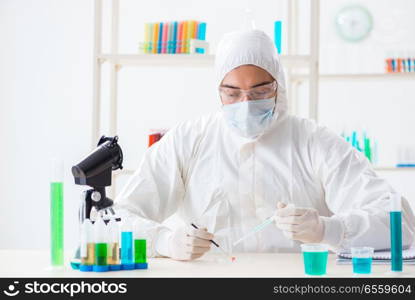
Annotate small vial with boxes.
[120,218,135,270]
[93,218,109,272]
[107,219,121,271]
[80,219,94,272]
[351,247,374,274]
[133,220,148,269]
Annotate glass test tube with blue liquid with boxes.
[121,218,135,269]
[390,192,403,272]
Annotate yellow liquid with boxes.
[107,242,120,265]
[81,243,95,265]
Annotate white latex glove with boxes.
[275,202,324,243]
[168,225,213,261]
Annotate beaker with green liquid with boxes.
[301,243,329,276]
[50,158,64,267]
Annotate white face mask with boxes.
[222,98,276,139]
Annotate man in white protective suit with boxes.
[115,30,415,261]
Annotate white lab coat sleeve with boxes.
[114,123,192,258]
[311,126,415,251]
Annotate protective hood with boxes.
[214,29,288,116]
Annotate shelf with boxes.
[99,54,215,67]
[292,72,415,82]
[98,54,312,68]
[321,73,415,80]
[374,166,415,171]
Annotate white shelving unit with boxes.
[293,72,415,82]
[91,0,321,196]
[91,0,415,198]
[92,0,320,144]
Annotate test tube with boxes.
[274,20,282,54]
[390,192,403,272]
[50,158,64,267]
[93,217,109,272]
[107,219,121,271]
[133,220,148,269]
[79,219,94,272]
[120,218,135,270]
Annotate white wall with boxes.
[0,0,94,250]
[317,0,415,207]
[0,0,414,251]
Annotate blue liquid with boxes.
[352,257,372,274]
[390,211,403,271]
[121,231,134,264]
[303,251,328,275]
[274,21,282,54]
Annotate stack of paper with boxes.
[337,247,415,265]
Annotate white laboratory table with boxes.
[0,250,413,278]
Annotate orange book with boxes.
[177,21,184,54]
[193,21,198,39]
[153,23,159,54]
[397,58,402,72]
[182,21,188,53]
[385,58,393,73]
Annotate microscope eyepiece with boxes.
[72,135,123,187]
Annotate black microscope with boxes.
[72,135,123,224]
[70,135,123,266]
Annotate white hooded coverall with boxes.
[115,30,415,256]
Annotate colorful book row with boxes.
[141,20,207,54]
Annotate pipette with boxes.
[191,223,235,262]
[233,216,276,247]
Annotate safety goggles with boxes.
[219,81,277,104]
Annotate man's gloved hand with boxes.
[168,225,213,261]
[275,202,324,243]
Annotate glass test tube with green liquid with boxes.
[93,217,109,272]
[50,158,64,266]
[133,220,147,268]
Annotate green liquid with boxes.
[95,243,108,266]
[50,182,64,266]
[303,251,328,275]
[134,239,147,263]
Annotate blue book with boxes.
[196,22,206,54]
[158,22,163,53]
[172,21,178,54]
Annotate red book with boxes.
[177,21,184,54]
[162,22,168,53]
